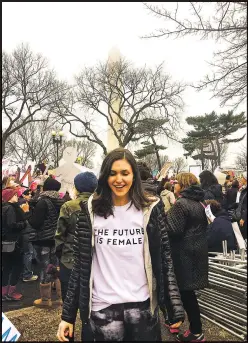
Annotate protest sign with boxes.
[158,162,173,181]
[232,222,246,250]
[2,312,21,341]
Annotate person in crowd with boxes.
[55,172,98,342]
[236,172,247,240]
[224,179,239,211]
[223,174,233,194]
[18,188,33,205]
[160,182,176,213]
[2,188,28,301]
[56,172,98,301]
[62,191,72,202]
[137,161,158,195]
[165,173,208,342]
[57,148,184,342]
[29,177,65,308]
[205,200,236,252]
[199,170,224,204]
[2,176,9,190]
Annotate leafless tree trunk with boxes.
[2,43,68,158]
[143,2,247,109]
[54,58,184,155]
[173,157,188,174]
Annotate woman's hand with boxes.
[57,321,73,342]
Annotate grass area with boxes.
[4,306,242,342]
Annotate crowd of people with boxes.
[1,148,247,342]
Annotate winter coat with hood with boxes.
[207,209,236,253]
[203,183,224,204]
[29,191,64,244]
[55,192,92,269]
[61,195,185,326]
[165,185,209,291]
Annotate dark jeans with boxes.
[2,249,23,287]
[34,244,58,284]
[180,290,202,334]
[89,299,161,341]
[23,242,36,279]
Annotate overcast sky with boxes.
[2,2,246,169]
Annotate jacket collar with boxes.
[87,194,160,246]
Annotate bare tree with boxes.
[143,2,247,109]
[54,58,185,155]
[138,153,169,171]
[5,119,63,166]
[235,144,247,170]
[2,43,68,158]
[173,157,188,174]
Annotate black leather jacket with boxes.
[61,198,184,325]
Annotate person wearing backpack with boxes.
[55,172,98,303]
[160,182,176,213]
[28,176,64,308]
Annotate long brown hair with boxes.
[92,148,154,218]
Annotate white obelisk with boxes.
[107,46,122,152]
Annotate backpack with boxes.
[160,190,172,213]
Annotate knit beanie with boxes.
[2,188,18,202]
[74,172,98,193]
[43,177,61,191]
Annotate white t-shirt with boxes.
[92,201,149,311]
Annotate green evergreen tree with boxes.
[182,111,246,169]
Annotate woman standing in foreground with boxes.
[165,173,208,342]
[57,148,184,341]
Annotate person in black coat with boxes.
[2,188,27,301]
[199,170,224,205]
[224,179,239,210]
[137,161,158,196]
[165,172,208,342]
[28,176,65,308]
[236,172,247,240]
[57,148,184,342]
[205,200,236,252]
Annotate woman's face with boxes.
[174,182,181,197]
[107,159,134,205]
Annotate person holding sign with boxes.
[57,148,184,342]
